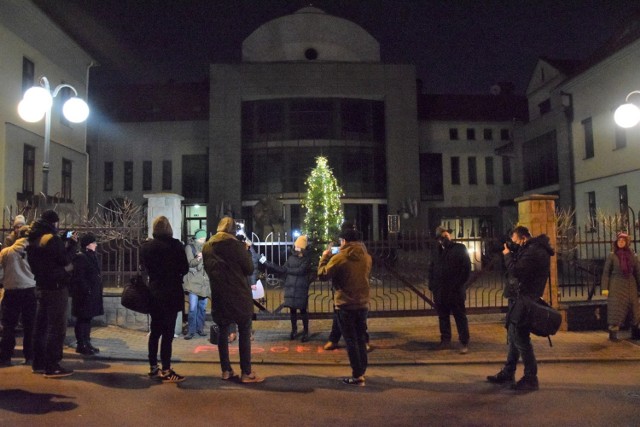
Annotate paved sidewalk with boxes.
[63,315,640,366]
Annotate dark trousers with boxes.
[148,309,178,371]
[0,287,37,361]
[290,308,309,333]
[74,317,93,344]
[217,317,252,375]
[435,291,469,345]
[33,287,69,370]
[337,308,368,378]
[328,310,369,344]
[504,321,537,378]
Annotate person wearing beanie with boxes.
[70,233,104,356]
[318,226,372,387]
[601,232,640,342]
[140,216,189,383]
[182,230,211,340]
[27,209,77,378]
[4,214,27,247]
[261,235,312,342]
[0,225,36,366]
[202,217,264,383]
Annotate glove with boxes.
[259,255,267,264]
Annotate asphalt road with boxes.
[1,360,639,426]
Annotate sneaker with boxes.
[148,365,161,379]
[160,368,185,383]
[486,370,515,384]
[197,330,207,337]
[434,341,452,350]
[221,369,237,380]
[87,343,100,354]
[459,345,469,355]
[184,333,194,340]
[512,375,539,391]
[240,372,265,383]
[323,341,339,351]
[342,376,365,387]
[75,345,95,356]
[44,365,74,378]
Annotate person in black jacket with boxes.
[28,210,77,378]
[140,216,189,383]
[429,226,471,354]
[71,233,104,356]
[487,225,555,391]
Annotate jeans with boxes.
[435,290,469,345]
[337,308,368,378]
[328,310,369,344]
[187,293,207,335]
[0,288,37,361]
[33,287,69,370]
[217,317,252,375]
[504,321,537,378]
[148,309,178,370]
[74,317,93,344]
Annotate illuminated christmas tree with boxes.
[302,156,344,260]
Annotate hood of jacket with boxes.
[340,241,368,260]
[28,219,56,245]
[210,231,237,244]
[526,234,555,256]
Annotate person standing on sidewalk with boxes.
[27,210,77,378]
[318,228,372,387]
[0,225,36,366]
[140,216,189,383]
[4,215,26,247]
[428,226,471,354]
[70,233,104,355]
[600,232,640,342]
[487,225,555,391]
[262,235,311,342]
[183,230,210,340]
[203,217,264,384]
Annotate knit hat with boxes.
[80,232,97,247]
[217,217,236,234]
[13,215,26,227]
[152,216,173,237]
[194,229,207,240]
[294,235,308,250]
[41,210,59,224]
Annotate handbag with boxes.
[121,274,151,314]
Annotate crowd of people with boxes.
[1,210,639,391]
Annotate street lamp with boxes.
[614,90,640,128]
[17,76,89,196]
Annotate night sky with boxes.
[33,0,640,94]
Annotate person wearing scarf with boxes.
[601,232,640,341]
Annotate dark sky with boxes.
[34,0,640,94]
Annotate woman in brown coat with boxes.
[601,232,640,341]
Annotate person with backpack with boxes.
[183,230,210,340]
[487,225,555,391]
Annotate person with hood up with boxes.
[262,235,311,342]
[318,228,372,387]
[183,229,211,340]
[202,217,264,384]
[140,216,189,383]
[600,232,640,342]
[0,225,36,366]
[27,209,77,378]
[487,225,555,391]
[70,233,104,355]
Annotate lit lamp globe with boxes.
[614,103,640,128]
[17,98,45,123]
[62,97,89,123]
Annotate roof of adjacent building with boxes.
[418,93,528,122]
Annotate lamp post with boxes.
[17,76,89,197]
[614,90,640,128]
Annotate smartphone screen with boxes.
[66,231,73,239]
[331,246,339,254]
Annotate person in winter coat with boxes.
[4,215,26,247]
[0,225,36,366]
[202,217,264,384]
[429,226,471,354]
[28,209,77,378]
[487,226,555,391]
[183,230,211,340]
[262,235,311,342]
[318,228,372,387]
[71,233,104,356]
[140,216,189,383]
[600,232,640,342]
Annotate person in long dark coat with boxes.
[71,233,104,355]
[262,235,311,341]
[140,216,189,383]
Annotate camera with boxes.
[499,235,520,253]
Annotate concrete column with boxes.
[144,193,184,241]
[514,194,559,309]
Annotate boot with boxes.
[289,329,298,340]
[87,340,100,354]
[609,330,620,342]
[512,375,539,391]
[75,342,95,356]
